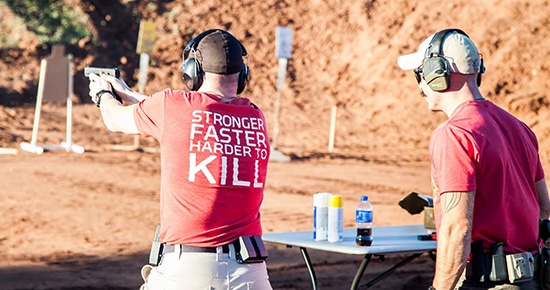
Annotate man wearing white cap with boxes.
[398,28,550,289]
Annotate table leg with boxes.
[350,254,372,289]
[299,247,318,290]
[429,251,436,262]
[355,253,423,289]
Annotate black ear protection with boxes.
[182,29,250,94]
[422,28,485,91]
[477,54,485,87]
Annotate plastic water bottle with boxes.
[313,192,332,241]
[327,195,344,243]
[356,195,373,246]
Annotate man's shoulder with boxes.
[150,89,213,103]
[158,88,188,97]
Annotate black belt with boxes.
[162,244,230,254]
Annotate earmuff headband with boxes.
[422,28,480,91]
[182,29,250,94]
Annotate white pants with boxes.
[140,246,272,290]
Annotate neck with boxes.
[203,90,236,103]
[198,72,239,99]
[442,76,484,117]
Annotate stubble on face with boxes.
[420,89,430,108]
[420,89,427,98]
[421,88,441,112]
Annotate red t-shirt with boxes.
[134,89,270,246]
[430,100,544,254]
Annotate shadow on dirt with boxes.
[0,252,146,290]
[0,243,434,290]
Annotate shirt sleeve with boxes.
[134,89,168,140]
[430,124,478,195]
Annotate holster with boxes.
[540,247,550,289]
[148,224,162,266]
[540,220,550,244]
[540,219,550,289]
[467,240,536,284]
[466,240,507,282]
[233,236,269,264]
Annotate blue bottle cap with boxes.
[361,195,368,202]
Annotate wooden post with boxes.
[107,20,159,153]
[328,105,337,153]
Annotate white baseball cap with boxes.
[397,30,482,74]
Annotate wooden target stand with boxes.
[20,45,84,154]
[0,148,18,155]
[107,21,159,154]
[105,52,159,154]
[107,134,159,153]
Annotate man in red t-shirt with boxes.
[88,29,272,289]
[398,29,550,289]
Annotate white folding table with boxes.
[263,224,437,289]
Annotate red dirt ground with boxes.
[0,0,549,289]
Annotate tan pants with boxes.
[139,250,272,290]
[139,264,153,290]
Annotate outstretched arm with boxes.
[100,73,148,104]
[88,73,140,134]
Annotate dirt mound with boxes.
[1,0,549,160]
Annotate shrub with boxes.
[2,0,90,46]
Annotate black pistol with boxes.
[84,66,120,78]
[84,66,122,103]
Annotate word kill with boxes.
[187,110,269,187]
[188,153,264,188]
